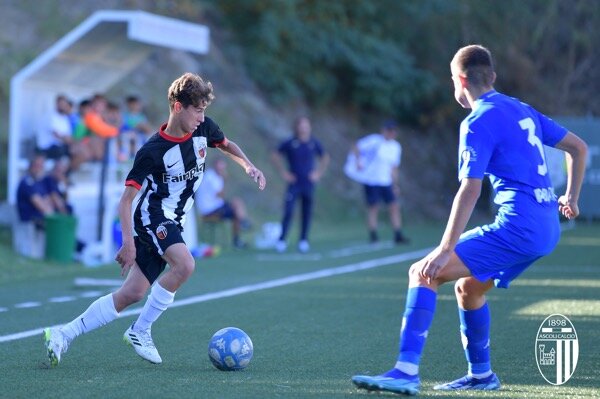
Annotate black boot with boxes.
[394,230,410,244]
[369,230,378,243]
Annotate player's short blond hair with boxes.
[168,73,215,109]
[451,45,495,88]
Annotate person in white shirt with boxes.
[195,158,250,248]
[349,120,409,244]
[36,95,73,160]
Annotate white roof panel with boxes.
[8,10,210,203]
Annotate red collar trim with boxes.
[159,123,192,143]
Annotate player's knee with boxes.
[454,280,467,300]
[408,262,418,278]
[408,262,426,284]
[128,289,147,304]
[454,279,482,300]
[115,287,146,308]
[173,258,195,282]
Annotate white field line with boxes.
[328,241,395,258]
[79,290,106,298]
[256,241,396,262]
[255,253,323,261]
[73,278,124,287]
[0,247,432,343]
[13,302,42,309]
[48,296,78,303]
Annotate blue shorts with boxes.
[455,220,559,289]
[364,184,396,206]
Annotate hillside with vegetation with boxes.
[0,0,598,223]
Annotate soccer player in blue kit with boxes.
[352,44,588,395]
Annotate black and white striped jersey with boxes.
[125,117,227,229]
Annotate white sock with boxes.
[469,370,493,379]
[394,360,419,376]
[61,294,119,341]
[133,283,175,332]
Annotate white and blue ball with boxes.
[208,327,253,371]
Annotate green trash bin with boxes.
[45,214,77,263]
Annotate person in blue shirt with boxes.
[16,154,55,228]
[352,44,588,395]
[41,159,71,215]
[272,116,330,253]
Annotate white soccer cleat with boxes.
[275,240,287,253]
[298,240,310,253]
[123,325,162,364]
[44,327,69,366]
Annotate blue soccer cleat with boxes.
[433,373,501,391]
[352,374,420,396]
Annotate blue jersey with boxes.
[17,175,50,223]
[278,137,325,185]
[458,90,567,253]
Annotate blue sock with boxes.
[392,286,436,377]
[459,303,491,377]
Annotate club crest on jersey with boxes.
[198,146,206,158]
[156,225,168,240]
[162,163,205,183]
[461,146,477,163]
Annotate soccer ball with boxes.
[208,327,253,371]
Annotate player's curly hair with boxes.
[168,73,215,109]
[451,45,495,88]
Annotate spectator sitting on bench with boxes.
[35,94,72,161]
[41,158,86,253]
[195,158,251,248]
[42,158,71,215]
[14,154,56,258]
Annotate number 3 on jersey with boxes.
[519,117,547,176]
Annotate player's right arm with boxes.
[419,177,482,283]
[311,150,330,182]
[30,193,54,216]
[350,143,363,170]
[115,185,139,276]
[271,147,295,183]
[554,132,588,219]
[115,144,153,274]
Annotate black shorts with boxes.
[134,219,185,284]
[364,184,396,206]
[38,144,70,160]
[204,201,236,220]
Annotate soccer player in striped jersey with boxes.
[44,73,266,366]
[352,45,588,395]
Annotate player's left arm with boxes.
[391,166,401,196]
[49,191,68,214]
[554,132,588,219]
[217,139,266,190]
[418,177,482,283]
[310,151,330,182]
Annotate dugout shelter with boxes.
[8,10,210,263]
